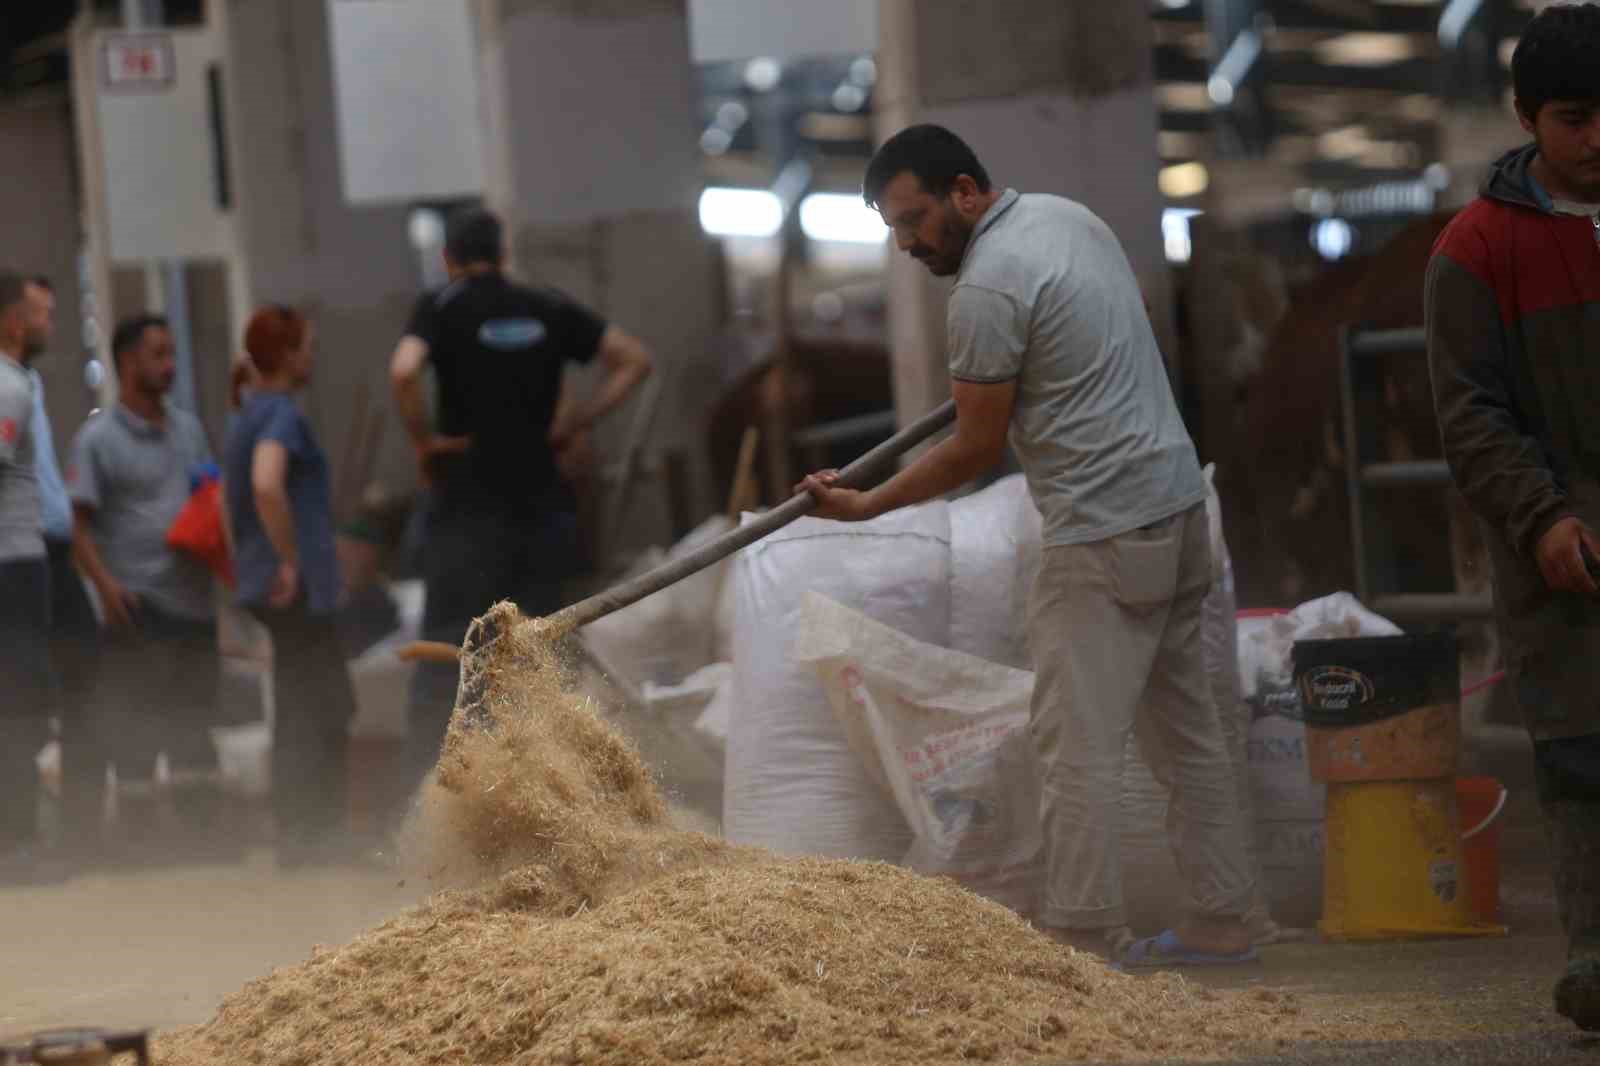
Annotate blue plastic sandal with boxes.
[1117,928,1261,970]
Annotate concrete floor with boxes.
[0,839,1589,1064]
[1,728,1591,1063]
[0,848,423,1038]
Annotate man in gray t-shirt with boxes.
[0,339,40,562]
[69,314,221,805]
[0,304,41,566]
[801,125,1255,964]
[0,270,59,878]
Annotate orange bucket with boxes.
[1456,776,1507,924]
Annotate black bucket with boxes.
[1291,633,1459,729]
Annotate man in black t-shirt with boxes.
[390,207,653,793]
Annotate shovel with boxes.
[398,398,956,660]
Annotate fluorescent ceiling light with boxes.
[1317,124,1373,161]
[743,56,783,92]
[799,193,887,244]
[1208,28,1263,107]
[1163,207,1201,264]
[1159,161,1210,199]
[698,187,782,238]
[832,83,867,112]
[1314,32,1419,67]
[1312,218,1354,261]
[407,207,444,250]
[1157,83,1211,112]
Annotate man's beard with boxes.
[917,212,974,277]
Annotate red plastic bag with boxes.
[167,479,235,586]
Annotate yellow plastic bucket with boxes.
[1320,779,1507,941]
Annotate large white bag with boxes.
[723,503,951,860]
[796,592,1041,916]
[947,476,1042,670]
[584,515,737,687]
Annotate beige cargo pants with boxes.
[1028,502,1254,930]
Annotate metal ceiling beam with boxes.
[1158,109,1219,133]
[1157,44,1439,93]
[1298,159,1430,186]
[1155,0,1530,36]
[1160,108,1435,146]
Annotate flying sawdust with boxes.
[160,601,1331,1065]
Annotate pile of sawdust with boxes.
[162,856,1308,1066]
[160,602,1309,1065]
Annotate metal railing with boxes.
[1339,326,1493,624]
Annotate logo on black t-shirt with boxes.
[477,317,547,351]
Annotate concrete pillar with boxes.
[875,0,1173,427]
[475,0,724,540]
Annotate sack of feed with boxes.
[723,502,951,860]
[797,591,1042,916]
[947,475,1041,670]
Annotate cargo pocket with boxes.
[1109,522,1182,610]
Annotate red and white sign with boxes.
[101,34,176,91]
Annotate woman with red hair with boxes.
[223,305,353,866]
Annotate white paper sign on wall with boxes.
[101,33,177,91]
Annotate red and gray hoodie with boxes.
[1426,142,1600,740]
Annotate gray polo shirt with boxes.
[68,402,215,620]
[0,355,43,563]
[948,188,1205,547]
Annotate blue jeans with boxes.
[83,604,220,780]
[252,603,354,842]
[403,500,580,799]
[1534,733,1600,963]
[0,556,52,848]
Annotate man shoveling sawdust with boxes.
[799,125,1259,968]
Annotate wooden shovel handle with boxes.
[397,640,461,664]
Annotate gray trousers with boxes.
[1027,503,1255,930]
[1534,735,1600,966]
